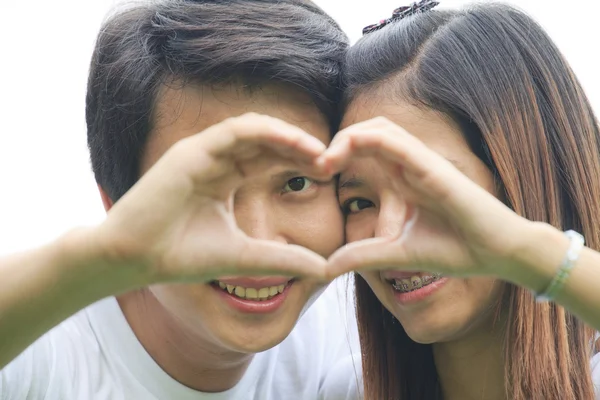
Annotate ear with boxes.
[98,185,114,212]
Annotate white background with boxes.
[0,0,598,253]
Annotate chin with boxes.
[151,280,320,353]
[214,314,299,353]
[374,276,504,345]
[400,316,469,344]
[393,297,502,345]
[221,332,287,353]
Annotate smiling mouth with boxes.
[387,273,443,293]
[210,279,294,301]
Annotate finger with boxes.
[323,128,436,177]
[234,238,329,280]
[237,147,332,180]
[326,237,413,279]
[182,143,332,201]
[202,113,327,162]
[336,129,501,223]
[330,116,404,148]
[322,127,473,208]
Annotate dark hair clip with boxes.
[362,0,440,35]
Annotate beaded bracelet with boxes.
[535,229,585,303]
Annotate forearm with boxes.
[0,228,149,369]
[508,222,600,331]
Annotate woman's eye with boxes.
[343,198,374,214]
[283,177,314,193]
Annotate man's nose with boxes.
[234,193,287,244]
[374,194,408,239]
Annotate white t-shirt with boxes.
[0,280,362,400]
[592,352,600,398]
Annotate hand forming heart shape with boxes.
[95,113,334,284]
[318,117,535,283]
[93,113,538,287]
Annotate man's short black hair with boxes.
[86,0,348,201]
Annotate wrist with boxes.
[55,226,154,297]
[500,221,569,293]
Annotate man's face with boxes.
[133,83,343,353]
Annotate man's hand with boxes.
[0,113,331,368]
[96,113,332,284]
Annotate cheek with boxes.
[345,213,376,243]
[426,277,504,339]
[464,277,504,311]
[358,271,391,306]
[148,284,220,328]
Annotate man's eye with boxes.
[283,177,314,193]
[342,198,374,214]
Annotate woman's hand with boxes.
[320,117,546,283]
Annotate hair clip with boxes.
[362,0,440,35]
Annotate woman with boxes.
[319,2,600,399]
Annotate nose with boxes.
[233,192,287,244]
[374,193,407,239]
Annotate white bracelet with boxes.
[535,229,585,303]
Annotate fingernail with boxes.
[315,157,334,174]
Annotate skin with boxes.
[0,83,344,394]
[318,95,600,398]
[102,84,344,392]
[3,86,598,399]
[336,99,508,399]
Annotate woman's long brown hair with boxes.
[343,4,600,399]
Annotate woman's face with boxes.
[339,97,504,344]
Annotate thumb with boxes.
[236,238,328,280]
[326,237,412,279]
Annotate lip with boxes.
[215,276,292,288]
[390,277,449,306]
[211,281,294,314]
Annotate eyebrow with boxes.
[338,176,366,194]
[337,157,468,194]
[271,170,305,181]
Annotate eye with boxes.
[342,198,374,215]
[282,177,314,193]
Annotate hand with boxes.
[320,117,535,281]
[92,113,331,284]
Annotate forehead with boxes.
[141,83,330,171]
[341,95,472,161]
[338,95,489,189]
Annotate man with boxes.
[0,1,359,398]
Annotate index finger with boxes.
[200,113,327,162]
[320,123,441,180]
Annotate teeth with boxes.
[391,274,442,293]
[215,281,287,301]
[234,286,246,297]
[395,279,410,291]
[258,288,270,299]
[411,276,422,289]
